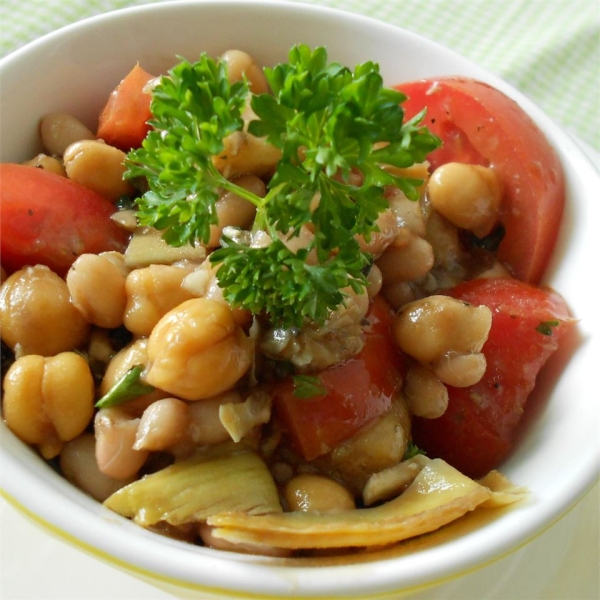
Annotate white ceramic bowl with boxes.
[1,1,599,598]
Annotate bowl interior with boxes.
[1,1,599,597]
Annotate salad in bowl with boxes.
[0,1,597,597]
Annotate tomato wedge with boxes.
[396,78,565,284]
[97,64,154,152]
[411,277,573,478]
[0,164,129,277]
[273,296,405,461]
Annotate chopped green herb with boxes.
[125,45,440,328]
[292,374,327,399]
[95,364,155,409]
[535,320,560,336]
[403,442,426,460]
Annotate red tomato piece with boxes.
[396,78,565,284]
[0,164,129,277]
[411,277,573,478]
[97,64,154,152]
[273,296,405,460]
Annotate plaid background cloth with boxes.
[1,0,599,150]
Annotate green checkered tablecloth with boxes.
[1,0,599,150]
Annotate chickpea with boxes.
[432,351,487,388]
[366,263,383,299]
[40,112,95,156]
[393,295,492,386]
[63,139,135,202]
[3,352,95,459]
[220,49,270,95]
[0,265,89,358]
[67,252,129,328]
[427,163,503,238]
[376,228,434,284]
[23,153,66,176]
[404,365,449,418]
[94,407,149,479]
[206,175,263,248]
[123,264,195,336]
[60,434,135,502]
[283,474,356,513]
[144,298,254,401]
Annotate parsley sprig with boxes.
[125,45,440,328]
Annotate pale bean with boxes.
[220,49,270,95]
[60,434,135,502]
[428,163,503,237]
[404,365,449,418]
[393,295,492,366]
[23,153,66,176]
[376,228,434,284]
[432,351,487,388]
[187,391,243,446]
[67,252,128,328]
[133,398,189,451]
[0,265,89,358]
[95,407,149,479]
[3,352,95,459]
[283,473,356,513]
[206,175,263,248]
[63,139,135,202]
[145,298,254,401]
[381,280,416,310]
[123,264,195,336]
[40,112,95,156]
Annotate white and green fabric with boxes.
[1,0,599,150]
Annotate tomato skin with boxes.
[0,164,129,277]
[396,78,565,284]
[411,277,572,478]
[97,64,154,152]
[273,296,405,461]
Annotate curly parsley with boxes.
[125,45,440,328]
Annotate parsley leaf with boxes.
[536,320,560,336]
[125,45,441,329]
[292,374,327,399]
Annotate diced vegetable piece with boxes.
[411,277,574,478]
[0,164,128,276]
[97,64,154,151]
[124,227,207,268]
[207,458,491,549]
[103,444,282,526]
[273,296,405,460]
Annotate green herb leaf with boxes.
[95,365,155,409]
[292,374,327,399]
[126,45,441,329]
[535,320,560,336]
[403,442,426,460]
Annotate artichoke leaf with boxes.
[103,443,282,527]
[207,458,492,549]
[477,470,528,508]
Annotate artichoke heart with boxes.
[207,458,493,549]
[103,444,282,527]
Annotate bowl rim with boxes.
[1,1,599,597]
